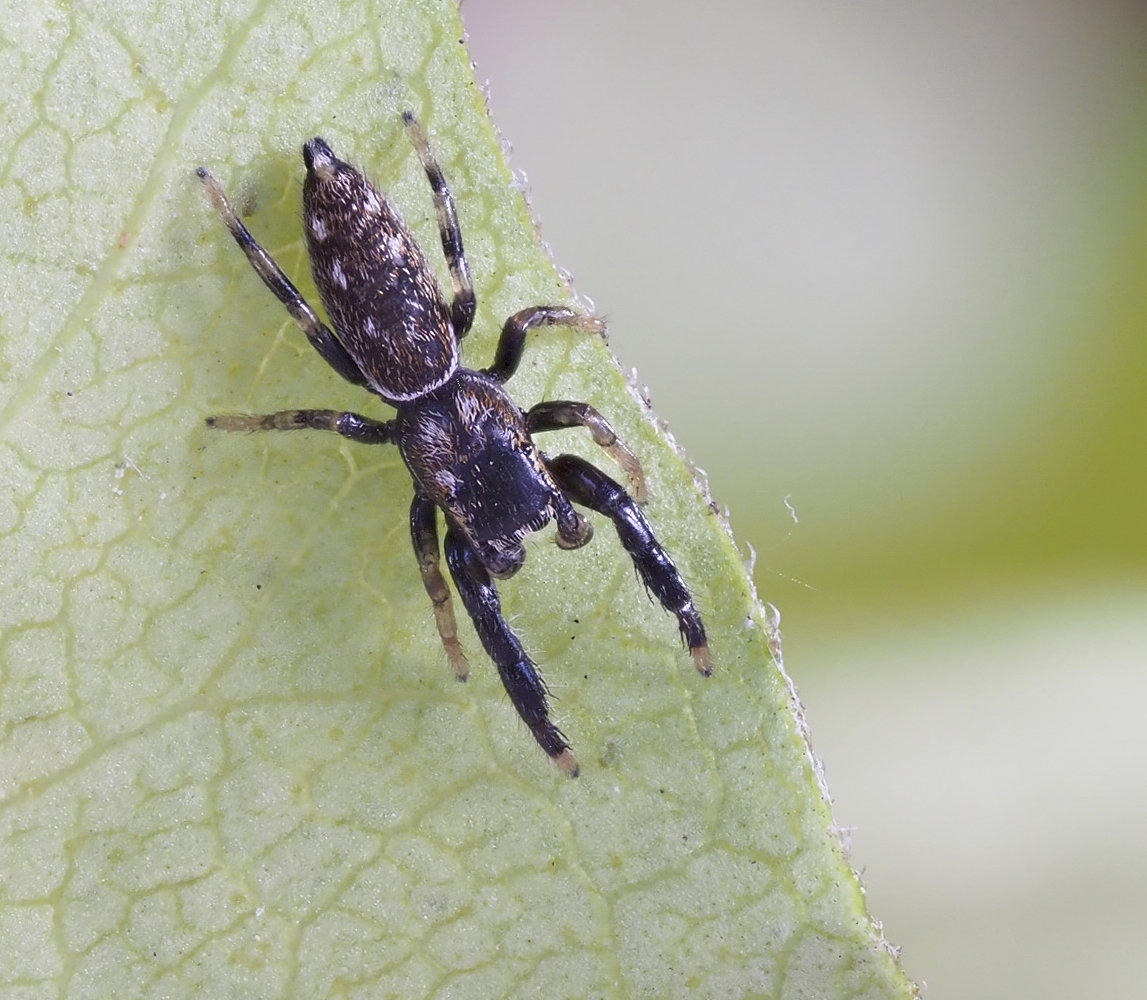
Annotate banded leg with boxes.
[410,496,468,679]
[528,400,647,504]
[546,453,711,676]
[196,168,369,388]
[485,307,605,383]
[402,112,476,338]
[206,409,396,444]
[444,527,579,777]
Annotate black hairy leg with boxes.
[546,453,711,676]
[443,527,579,776]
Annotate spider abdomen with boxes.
[303,137,458,403]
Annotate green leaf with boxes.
[0,1,917,997]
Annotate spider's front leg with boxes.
[443,528,579,777]
[546,453,711,676]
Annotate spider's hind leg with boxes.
[443,527,579,777]
[206,409,396,443]
[402,113,476,339]
[546,453,710,675]
[196,168,370,388]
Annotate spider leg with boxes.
[545,453,711,675]
[484,307,605,383]
[410,495,469,679]
[196,168,370,388]
[443,526,579,776]
[205,409,396,444]
[402,112,476,339]
[527,400,647,504]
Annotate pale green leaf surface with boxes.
[0,1,917,997]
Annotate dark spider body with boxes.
[198,114,709,775]
[398,370,578,579]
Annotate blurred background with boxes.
[462,2,1147,997]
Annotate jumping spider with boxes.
[197,113,709,776]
